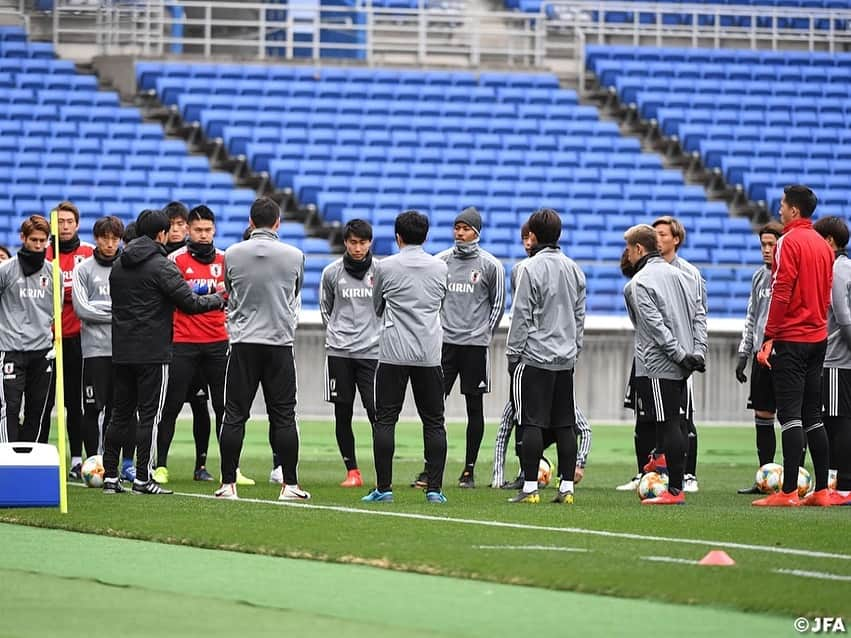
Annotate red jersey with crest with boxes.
[169,245,227,343]
[46,240,95,338]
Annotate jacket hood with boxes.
[120,235,165,268]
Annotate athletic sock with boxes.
[780,421,805,493]
[559,480,574,494]
[805,422,830,491]
[755,416,776,465]
[521,425,543,492]
[464,394,485,467]
[523,480,538,493]
[71,456,82,468]
[192,398,211,472]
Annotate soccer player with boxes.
[813,216,851,504]
[652,216,706,493]
[362,210,449,504]
[506,208,586,504]
[45,201,93,478]
[623,224,706,505]
[72,215,138,480]
[155,205,242,484]
[753,186,834,507]
[735,222,783,494]
[492,222,592,490]
[0,215,54,444]
[424,207,504,489]
[101,209,225,495]
[319,219,379,488]
[215,198,309,501]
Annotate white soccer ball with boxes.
[796,466,812,497]
[537,457,553,488]
[637,471,669,500]
[755,462,783,494]
[81,455,104,488]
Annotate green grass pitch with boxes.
[1,419,849,633]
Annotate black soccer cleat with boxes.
[458,468,475,489]
[68,463,82,481]
[131,480,174,495]
[102,478,126,494]
[410,471,428,489]
[738,483,763,494]
[194,467,214,482]
[500,475,524,490]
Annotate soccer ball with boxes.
[537,457,553,488]
[797,466,812,497]
[637,472,669,500]
[755,462,783,494]
[81,455,104,488]
[829,469,837,491]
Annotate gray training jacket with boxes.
[624,255,707,380]
[506,247,586,371]
[738,265,772,357]
[72,254,114,359]
[373,245,447,367]
[437,243,505,347]
[320,256,380,359]
[825,253,851,369]
[225,228,304,347]
[671,255,708,314]
[0,256,53,352]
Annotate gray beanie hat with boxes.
[454,206,482,236]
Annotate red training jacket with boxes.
[764,217,833,343]
[169,245,227,343]
[46,240,95,338]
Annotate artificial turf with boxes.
[1,420,849,622]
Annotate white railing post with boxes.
[418,0,426,64]
[204,3,211,57]
[366,1,373,66]
[286,4,294,60]
[258,5,266,60]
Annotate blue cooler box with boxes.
[0,443,60,507]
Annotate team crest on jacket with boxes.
[366,273,375,288]
[210,264,222,278]
[38,275,49,288]
[74,255,85,266]
[469,269,481,284]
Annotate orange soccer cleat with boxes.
[340,469,363,488]
[800,488,833,507]
[643,453,667,474]
[752,490,800,507]
[641,490,685,505]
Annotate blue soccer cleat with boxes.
[120,459,136,483]
[361,488,394,503]
[425,491,447,503]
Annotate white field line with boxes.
[474,545,588,553]
[641,556,700,565]
[150,488,851,562]
[774,568,851,582]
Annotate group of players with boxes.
[0,183,846,505]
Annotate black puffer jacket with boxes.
[110,236,224,364]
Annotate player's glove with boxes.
[507,356,520,378]
[192,282,210,295]
[756,339,773,369]
[681,354,705,373]
[735,354,748,384]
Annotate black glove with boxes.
[507,356,520,378]
[735,354,748,384]
[681,354,705,373]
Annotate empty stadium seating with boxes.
[590,45,851,216]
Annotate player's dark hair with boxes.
[93,215,125,239]
[624,224,658,254]
[162,201,189,222]
[620,247,635,278]
[394,210,429,245]
[784,185,818,218]
[520,221,530,239]
[759,221,783,239]
[188,204,216,224]
[250,197,280,229]
[20,215,50,238]
[242,226,252,241]
[123,221,137,243]
[344,218,373,241]
[527,208,561,245]
[814,216,850,250]
[55,200,80,224]
[135,209,170,239]
[0,245,10,260]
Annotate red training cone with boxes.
[698,550,736,566]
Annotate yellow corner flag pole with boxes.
[50,209,68,514]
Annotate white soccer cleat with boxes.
[278,484,311,501]
[683,474,699,493]
[214,483,238,500]
[616,474,641,491]
[269,466,283,484]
